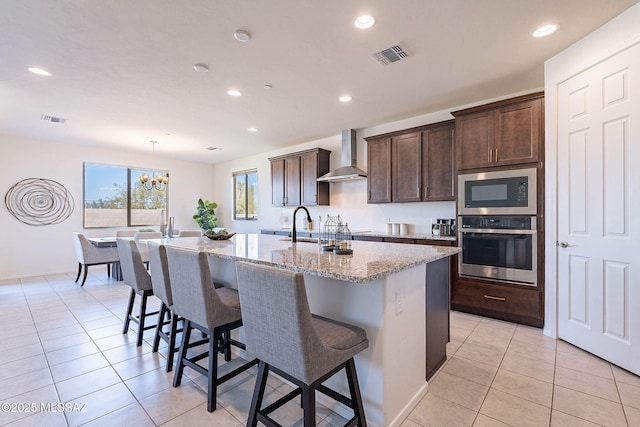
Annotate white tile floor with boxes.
[0,270,638,426]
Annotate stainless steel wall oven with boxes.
[459,215,537,286]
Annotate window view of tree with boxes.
[233,170,258,220]
[84,163,168,228]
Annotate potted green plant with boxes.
[193,199,218,234]
[193,199,234,239]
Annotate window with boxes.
[83,162,168,228]
[233,169,258,220]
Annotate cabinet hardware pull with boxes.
[489,149,493,163]
[495,148,498,162]
[424,187,428,198]
[483,295,506,301]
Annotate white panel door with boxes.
[557,42,640,375]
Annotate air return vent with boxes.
[41,115,67,124]
[371,44,408,66]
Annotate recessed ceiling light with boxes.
[205,146,220,151]
[28,67,52,76]
[248,127,258,132]
[227,89,242,97]
[354,15,375,29]
[234,30,252,42]
[533,24,559,37]
[339,95,353,102]
[193,63,209,72]
[263,84,272,90]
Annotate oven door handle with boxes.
[459,228,537,235]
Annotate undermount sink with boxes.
[280,237,319,243]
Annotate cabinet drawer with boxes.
[452,281,540,319]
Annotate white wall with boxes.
[0,134,216,280]
[544,2,640,338]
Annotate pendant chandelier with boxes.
[139,140,169,191]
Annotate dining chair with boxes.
[236,261,369,427]
[72,232,119,286]
[117,238,160,347]
[115,230,136,237]
[166,247,258,412]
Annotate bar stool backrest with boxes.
[117,238,152,292]
[166,247,234,329]
[235,261,327,383]
[147,241,173,307]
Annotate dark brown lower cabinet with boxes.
[426,256,450,380]
[451,276,543,327]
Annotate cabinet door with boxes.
[493,98,541,166]
[271,159,285,206]
[301,150,330,206]
[422,122,454,201]
[455,110,493,170]
[392,132,422,202]
[367,138,392,203]
[284,156,301,206]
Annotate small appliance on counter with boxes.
[434,219,457,236]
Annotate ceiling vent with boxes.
[41,115,67,124]
[371,44,408,66]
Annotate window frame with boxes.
[233,169,258,221]
[83,162,169,228]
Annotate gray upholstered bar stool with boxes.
[117,238,160,347]
[166,247,258,412]
[147,241,182,372]
[235,261,368,427]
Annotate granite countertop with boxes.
[160,233,460,284]
[259,228,457,242]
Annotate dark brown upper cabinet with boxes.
[452,92,543,171]
[392,132,422,202]
[366,137,392,203]
[269,148,330,207]
[366,120,455,204]
[422,121,455,201]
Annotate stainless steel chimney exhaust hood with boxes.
[317,130,367,182]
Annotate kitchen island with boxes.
[160,233,459,427]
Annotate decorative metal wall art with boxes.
[4,178,74,226]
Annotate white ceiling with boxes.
[1,0,638,164]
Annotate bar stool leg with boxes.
[122,288,135,334]
[248,360,270,427]
[152,303,168,353]
[207,328,219,412]
[301,384,316,427]
[166,312,179,372]
[346,358,367,427]
[137,291,148,347]
[173,320,192,387]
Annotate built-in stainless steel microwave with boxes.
[458,168,537,215]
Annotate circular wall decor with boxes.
[4,178,74,226]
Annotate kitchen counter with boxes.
[161,233,458,284]
[259,227,457,242]
[160,233,458,427]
